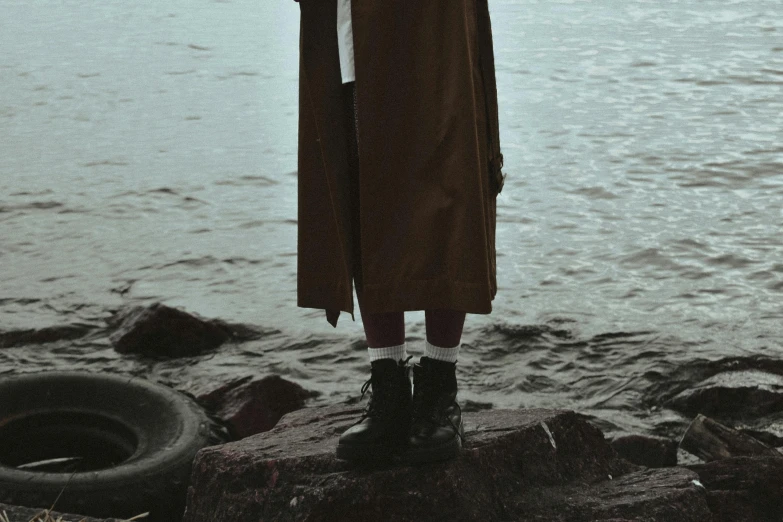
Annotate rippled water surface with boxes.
[1,0,782,447]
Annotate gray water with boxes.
[1,0,782,448]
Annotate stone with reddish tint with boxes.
[181,406,712,522]
[187,374,319,439]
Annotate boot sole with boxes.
[402,418,465,465]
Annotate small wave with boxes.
[0,323,92,349]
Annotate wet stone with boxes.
[181,406,712,522]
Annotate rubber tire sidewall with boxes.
[0,370,217,522]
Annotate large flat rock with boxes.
[509,466,711,521]
[182,405,711,521]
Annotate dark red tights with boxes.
[357,290,466,349]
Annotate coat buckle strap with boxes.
[489,153,505,195]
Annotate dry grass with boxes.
[0,468,150,522]
[0,510,148,522]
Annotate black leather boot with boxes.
[403,356,465,464]
[336,355,413,462]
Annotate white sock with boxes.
[424,339,460,363]
[368,341,408,363]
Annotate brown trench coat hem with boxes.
[359,279,494,314]
[319,278,495,328]
[297,0,504,329]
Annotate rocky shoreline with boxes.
[178,404,783,522]
[2,303,783,521]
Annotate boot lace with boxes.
[411,369,465,446]
[357,355,413,421]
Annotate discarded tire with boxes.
[0,371,233,522]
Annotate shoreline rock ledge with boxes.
[181,405,711,522]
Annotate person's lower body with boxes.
[342,80,468,360]
[336,78,467,461]
[357,288,467,357]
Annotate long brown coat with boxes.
[297,0,505,328]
